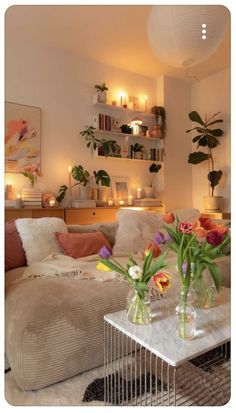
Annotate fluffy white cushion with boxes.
[113,210,163,255]
[15,218,68,265]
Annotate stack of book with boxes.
[5,200,17,208]
[71,200,96,208]
[22,189,42,208]
[134,198,163,207]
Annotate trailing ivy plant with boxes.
[187,111,223,197]
[80,125,121,157]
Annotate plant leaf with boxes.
[206,128,223,137]
[208,170,222,189]
[206,119,223,127]
[192,134,203,143]
[188,152,209,164]
[188,111,204,125]
[204,262,221,293]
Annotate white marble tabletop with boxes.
[104,286,230,367]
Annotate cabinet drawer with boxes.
[32,209,64,219]
[5,209,32,222]
[65,208,118,225]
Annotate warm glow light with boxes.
[136,187,143,199]
[16,193,21,199]
[68,166,72,173]
[119,91,126,106]
[107,199,114,206]
[119,200,125,206]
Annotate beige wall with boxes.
[5,39,162,205]
[190,69,230,212]
[162,76,193,211]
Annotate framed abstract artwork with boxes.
[112,176,130,203]
[5,102,41,173]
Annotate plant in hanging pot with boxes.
[150,106,166,139]
[56,165,91,204]
[187,111,224,212]
[143,163,162,198]
[93,82,108,104]
[93,169,111,206]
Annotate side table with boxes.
[104,287,230,406]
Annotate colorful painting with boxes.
[5,102,41,173]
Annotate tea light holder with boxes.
[49,197,56,207]
[119,200,125,206]
[128,195,134,206]
[15,193,23,208]
[107,199,114,206]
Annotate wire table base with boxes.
[104,321,230,406]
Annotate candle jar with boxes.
[136,188,143,199]
[128,195,134,206]
[107,199,114,206]
[49,197,56,207]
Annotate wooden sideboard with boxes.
[64,206,164,225]
[5,208,64,222]
[5,207,230,225]
[5,206,164,225]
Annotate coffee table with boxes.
[104,286,230,406]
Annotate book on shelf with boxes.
[71,200,96,208]
[5,200,16,208]
[134,198,163,207]
[23,201,42,206]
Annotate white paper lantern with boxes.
[148,5,229,68]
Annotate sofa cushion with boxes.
[56,231,112,259]
[5,220,27,271]
[15,218,68,265]
[67,221,118,246]
[113,210,164,255]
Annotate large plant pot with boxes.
[203,196,224,212]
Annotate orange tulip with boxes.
[153,272,172,293]
[212,223,229,235]
[163,212,175,224]
[192,226,208,238]
[145,243,161,258]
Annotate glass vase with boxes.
[191,277,216,309]
[176,286,196,340]
[126,289,151,325]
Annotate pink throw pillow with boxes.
[5,220,27,271]
[56,231,112,259]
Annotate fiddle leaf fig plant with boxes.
[187,111,223,196]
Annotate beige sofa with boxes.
[5,221,231,391]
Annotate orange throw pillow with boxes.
[56,231,112,259]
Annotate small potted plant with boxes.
[187,111,224,212]
[93,82,108,104]
[150,106,166,139]
[93,169,111,206]
[80,125,121,157]
[143,163,162,198]
[133,143,144,159]
[56,165,91,203]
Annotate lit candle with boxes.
[68,166,72,196]
[119,92,125,107]
[119,200,125,206]
[144,95,148,112]
[49,197,56,207]
[107,199,114,206]
[128,195,134,206]
[15,193,22,208]
[136,187,143,199]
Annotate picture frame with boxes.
[5,102,41,173]
[111,176,130,204]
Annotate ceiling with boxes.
[5,5,230,81]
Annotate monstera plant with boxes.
[187,111,224,197]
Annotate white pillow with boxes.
[15,218,68,265]
[113,210,164,256]
[171,208,200,222]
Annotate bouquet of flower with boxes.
[97,242,171,324]
[155,212,230,293]
[22,165,42,187]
